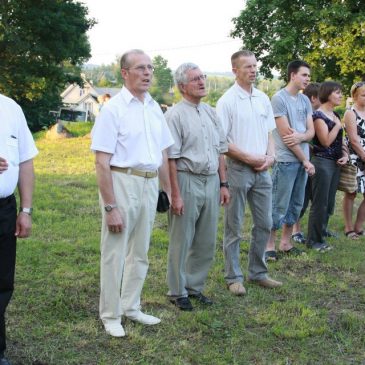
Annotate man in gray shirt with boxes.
[266,60,315,258]
[166,63,230,311]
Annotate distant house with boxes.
[60,74,120,122]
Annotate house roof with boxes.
[94,87,120,97]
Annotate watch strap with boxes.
[20,207,33,215]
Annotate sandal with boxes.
[265,250,278,262]
[278,246,304,257]
[291,232,306,244]
[345,231,359,240]
[356,230,365,236]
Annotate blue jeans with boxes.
[224,160,272,283]
[271,162,308,230]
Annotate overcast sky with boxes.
[81,0,245,72]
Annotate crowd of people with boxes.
[1,48,365,362]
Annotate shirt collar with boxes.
[234,82,260,99]
[182,98,201,111]
[120,86,153,105]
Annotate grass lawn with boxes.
[6,134,365,365]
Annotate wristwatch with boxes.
[104,204,117,212]
[19,207,33,215]
[220,181,230,188]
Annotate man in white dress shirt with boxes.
[0,93,38,365]
[91,49,173,337]
[216,50,282,295]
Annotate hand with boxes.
[171,195,184,216]
[15,212,32,238]
[282,128,303,147]
[337,156,348,166]
[220,187,230,206]
[254,155,275,172]
[0,157,8,173]
[334,115,342,128]
[106,208,124,233]
[303,160,315,176]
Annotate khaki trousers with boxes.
[99,171,158,322]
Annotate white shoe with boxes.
[127,311,161,325]
[104,322,125,337]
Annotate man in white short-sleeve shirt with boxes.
[216,50,282,295]
[0,94,38,365]
[91,49,173,337]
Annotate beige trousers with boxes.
[99,171,158,322]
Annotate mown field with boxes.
[7,128,365,365]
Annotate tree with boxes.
[0,0,95,131]
[84,60,123,88]
[150,55,173,105]
[231,0,365,90]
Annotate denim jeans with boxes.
[223,160,272,283]
[271,161,308,230]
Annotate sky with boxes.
[81,0,245,73]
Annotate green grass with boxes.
[62,121,94,137]
[7,135,365,365]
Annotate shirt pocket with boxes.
[6,137,19,166]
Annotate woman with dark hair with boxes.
[343,82,365,238]
[306,81,348,251]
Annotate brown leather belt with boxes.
[110,166,158,178]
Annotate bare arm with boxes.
[254,133,276,172]
[16,159,34,238]
[276,115,315,175]
[218,154,230,205]
[344,110,365,160]
[314,117,342,148]
[225,143,266,168]
[168,159,184,215]
[95,151,123,233]
[281,114,315,146]
[158,149,171,201]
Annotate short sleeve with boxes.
[165,109,182,159]
[216,96,232,138]
[91,106,119,154]
[16,105,38,163]
[271,93,287,118]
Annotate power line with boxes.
[91,39,241,57]
[147,39,240,53]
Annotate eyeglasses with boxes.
[188,74,207,83]
[125,64,155,73]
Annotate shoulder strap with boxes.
[352,108,360,119]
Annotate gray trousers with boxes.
[307,156,340,243]
[224,160,272,284]
[167,171,220,297]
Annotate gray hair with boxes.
[174,63,200,92]
[120,49,146,69]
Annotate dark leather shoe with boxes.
[170,296,193,311]
[188,293,213,305]
[0,356,13,365]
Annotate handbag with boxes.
[156,190,170,213]
[338,163,357,193]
